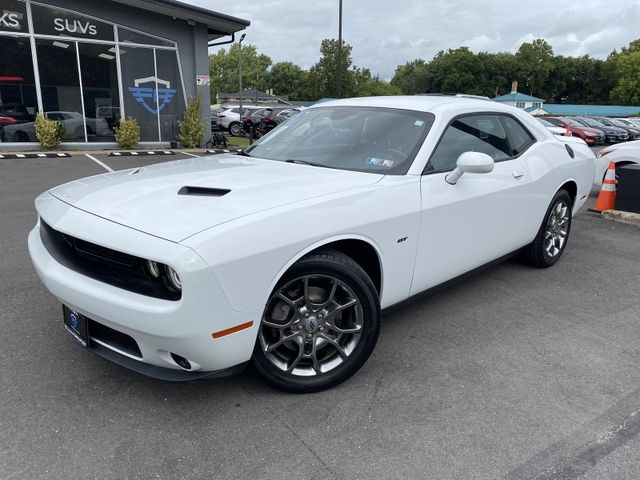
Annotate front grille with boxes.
[89,319,142,358]
[40,220,181,301]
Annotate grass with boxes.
[225,135,251,148]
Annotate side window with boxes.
[501,116,534,156]
[428,114,511,172]
[230,108,240,114]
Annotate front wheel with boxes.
[252,250,380,393]
[522,189,572,268]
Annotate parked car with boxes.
[2,111,110,142]
[591,117,640,141]
[572,117,629,144]
[594,140,640,186]
[241,107,292,136]
[542,117,605,145]
[215,106,262,136]
[0,115,17,126]
[257,108,300,137]
[624,118,640,128]
[28,96,595,392]
[536,117,566,136]
[0,103,34,124]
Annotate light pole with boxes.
[238,33,246,119]
[337,0,343,98]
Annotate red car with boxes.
[542,117,605,145]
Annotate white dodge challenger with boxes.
[29,96,595,392]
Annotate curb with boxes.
[205,149,243,155]
[0,152,71,159]
[601,209,640,227]
[108,150,175,157]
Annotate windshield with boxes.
[537,118,554,127]
[610,119,630,128]
[581,118,605,127]
[244,106,434,174]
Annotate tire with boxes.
[13,131,29,142]
[522,189,572,268]
[229,122,242,136]
[252,249,380,393]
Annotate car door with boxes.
[410,113,538,295]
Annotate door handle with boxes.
[512,170,525,179]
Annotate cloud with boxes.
[194,0,640,79]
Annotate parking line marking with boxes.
[85,154,113,172]
[183,152,200,158]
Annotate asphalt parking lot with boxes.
[1,152,640,480]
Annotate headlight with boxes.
[145,260,161,278]
[165,266,182,291]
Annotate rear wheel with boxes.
[228,122,242,136]
[252,250,380,393]
[522,190,572,268]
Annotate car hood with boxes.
[47,154,383,242]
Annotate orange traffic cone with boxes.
[590,161,617,213]
[564,122,573,137]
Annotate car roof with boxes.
[308,95,514,114]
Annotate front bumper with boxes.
[29,193,261,379]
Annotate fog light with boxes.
[165,266,181,291]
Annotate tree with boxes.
[515,39,554,97]
[308,38,355,98]
[391,60,429,94]
[268,61,306,100]
[609,40,640,104]
[208,43,272,104]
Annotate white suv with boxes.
[215,106,260,136]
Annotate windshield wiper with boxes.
[237,150,252,157]
[285,159,334,169]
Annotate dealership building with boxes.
[0,0,249,148]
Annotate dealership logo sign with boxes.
[128,77,176,115]
[0,13,21,29]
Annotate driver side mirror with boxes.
[445,152,495,185]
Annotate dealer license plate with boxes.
[63,306,88,347]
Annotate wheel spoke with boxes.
[265,331,301,353]
[286,342,304,373]
[318,279,338,309]
[319,333,348,359]
[332,297,357,313]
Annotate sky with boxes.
[196,0,640,80]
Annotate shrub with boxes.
[114,117,140,150]
[34,113,65,149]
[177,94,206,148]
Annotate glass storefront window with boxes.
[118,26,174,47]
[0,0,28,34]
[119,46,159,142]
[155,49,185,142]
[0,35,37,142]
[78,43,120,141]
[36,38,85,141]
[0,2,188,145]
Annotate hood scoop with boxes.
[178,186,231,197]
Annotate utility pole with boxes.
[337,0,343,98]
[238,33,246,117]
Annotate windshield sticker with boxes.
[414,120,424,126]
[366,157,395,168]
